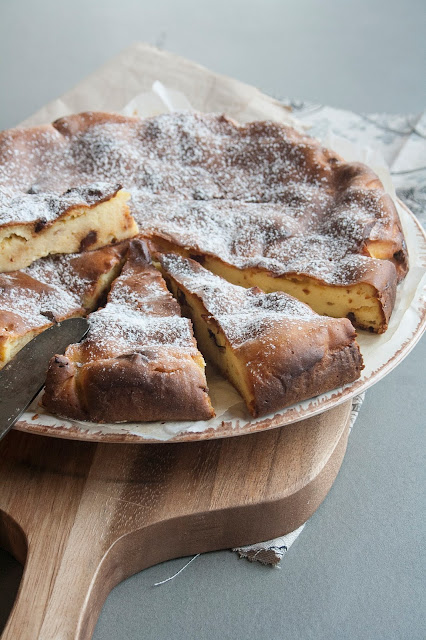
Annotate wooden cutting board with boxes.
[0,399,351,640]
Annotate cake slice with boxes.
[42,240,214,423]
[159,253,364,418]
[0,183,138,271]
[0,242,128,368]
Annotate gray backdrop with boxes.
[0,1,425,638]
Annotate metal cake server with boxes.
[0,317,89,441]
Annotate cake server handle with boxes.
[0,317,89,440]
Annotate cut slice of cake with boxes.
[159,253,364,418]
[0,242,128,368]
[0,183,138,271]
[42,240,214,423]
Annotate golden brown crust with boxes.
[0,184,123,231]
[0,111,407,423]
[42,239,214,423]
[43,350,213,423]
[236,320,363,417]
[57,241,129,308]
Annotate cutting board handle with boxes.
[3,516,194,639]
[1,401,351,640]
[2,518,105,639]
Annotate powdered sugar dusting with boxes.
[0,269,82,331]
[0,112,402,284]
[134,194,378,285]
[0,181,121,225]
[86,305,195,359]
[0,246,124,337]
[160,253,329,346]
[74,247,198,362]
[25,253,91,301]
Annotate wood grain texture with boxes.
[0,400,351,640]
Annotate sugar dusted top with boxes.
[0,257,86,333]
[0,111,407,284]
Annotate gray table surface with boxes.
[0,1,425,638]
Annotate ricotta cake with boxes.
[159,253,364,417]
[42,240,214,423]
[0,109,408,425]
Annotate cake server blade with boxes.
[0,317,89,441]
